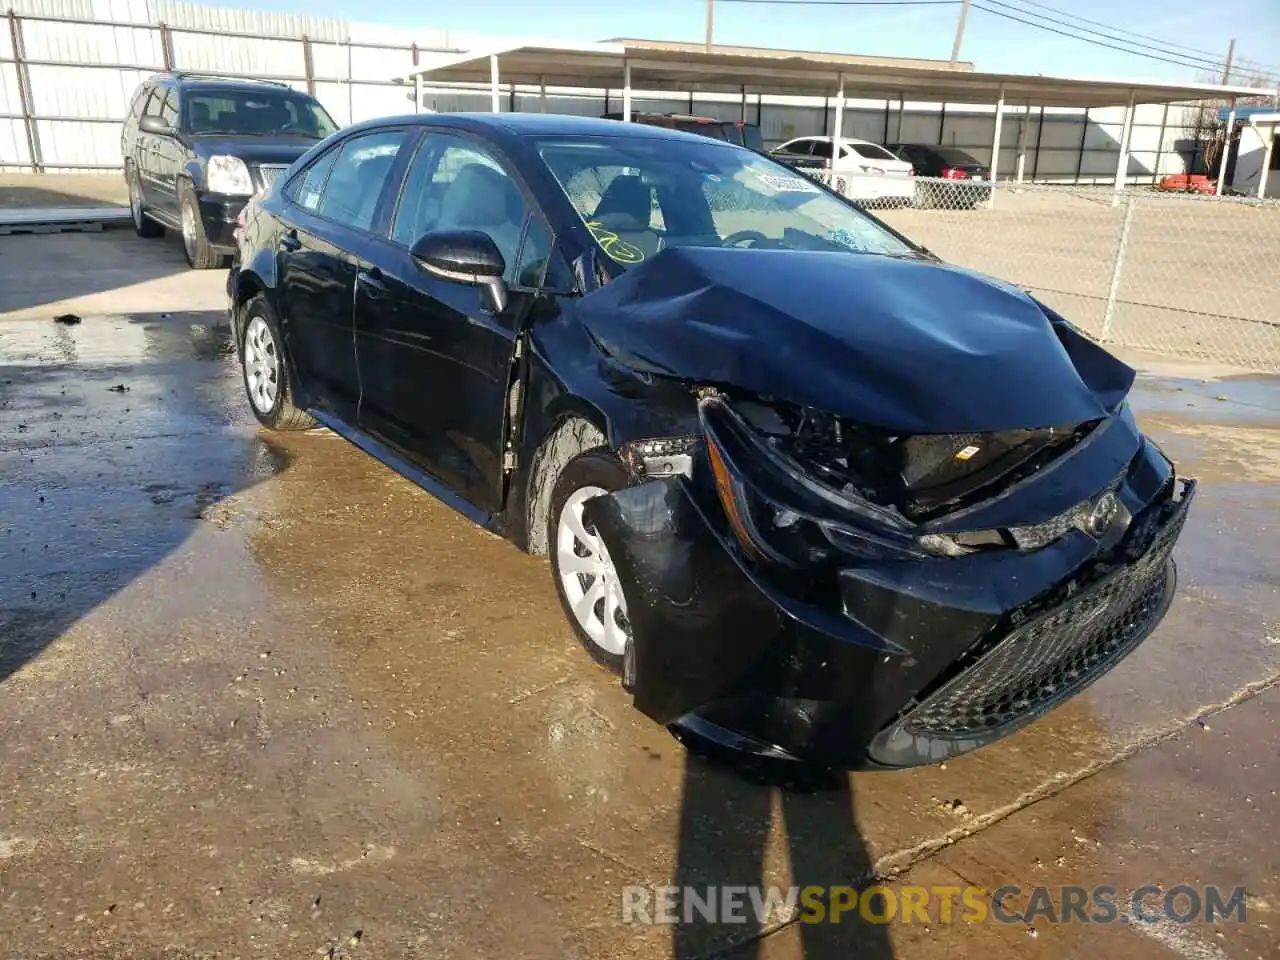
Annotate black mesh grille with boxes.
[905,498,1188,738]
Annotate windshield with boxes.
[185,90,338,138]
[536,136,915,267]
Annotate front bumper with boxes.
[586,424,1194,770]
[197,191,247,251]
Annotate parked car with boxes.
[770,135,915,206]
[121,73,338,268]
[228,113,1194,771]
[602,111,764,151]
[888,143,992,208]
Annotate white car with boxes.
[771,136,915,205]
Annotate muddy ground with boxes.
[1,227,1277,960]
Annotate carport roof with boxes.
[401,39,1278,108]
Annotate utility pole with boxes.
[950,0,970,63]
[705,0,714,53]
[1220,37,1235,83]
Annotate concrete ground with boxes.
[1,227,1278,960]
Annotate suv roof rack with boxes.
[166,72,291,89]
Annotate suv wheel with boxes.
[548,450,632,673]
[128,169,163,238]
[240,295,315,431]
[180,185,226,269]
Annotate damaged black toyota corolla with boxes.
[228,113,1194,770]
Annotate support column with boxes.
[302,35,316,97]
[489,55,500,113]
[1015,102,1030,183]
[413,74,422,114]
[7,10,40,173]
[1113,89,1135,195]
[740,85,747,122]
[831,73,845,157]
[894,93,905,141]
[622,59,632,122]
[1216,98,1236,197]
[539,76,547,113]
[1258,129,1275,199]
[990,83,1006,182]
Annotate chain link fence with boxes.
[807,170,1280,373]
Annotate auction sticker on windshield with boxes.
[755,174,821,194]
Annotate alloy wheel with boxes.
[244,315,279,414]
[556,485,631,656]
[181,201,197,262]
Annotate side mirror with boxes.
[139,115,173,136]
[410,229,508,314]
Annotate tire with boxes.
[127,167,164,238]
[180,184,226,270]
[239,295,315,431]
[548,449,632,673]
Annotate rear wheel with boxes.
[239,295,315,431]
[127,168,164,238]
[549,450,632,673]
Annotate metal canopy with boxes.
[401,38,1276,109]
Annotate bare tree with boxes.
[1180,70,1278,181]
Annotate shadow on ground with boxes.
[0,179,128,210]
[0,312,280,685]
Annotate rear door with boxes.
[277,128,410,421]
[354,129,557,513]
[153,87,183,217]
[136,86,168,206]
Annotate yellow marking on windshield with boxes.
[585,220,646,264]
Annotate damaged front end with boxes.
[586,391,1194,770]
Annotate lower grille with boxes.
[255,164,290,192]
[904,491,1189,738]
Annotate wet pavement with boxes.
[2,249,1279,958]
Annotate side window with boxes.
[514,217,571,290]
[160,89,179,128]
[288,148,338,213]
[390,133,532,286]
[128,86,151,120]
[315,130,406,231]
[810,140,835,159]
[142,88,165,118]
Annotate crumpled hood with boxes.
[577,247,1134,433]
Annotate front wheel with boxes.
[180,186,226,270]
[548,450,633,673]
[239,295,315,431]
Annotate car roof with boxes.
[343,111,743,146]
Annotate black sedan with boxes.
[888,143,993,208]
[227,113,1193,770]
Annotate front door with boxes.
[354,130,553,513]
[276,129,410,421]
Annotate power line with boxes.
[983,0,1279,78]
[1005,0,1278,70]
[970,3,1277,82]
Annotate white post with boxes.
[1216,98,1236,197]
[1015,102,1030,182]
[1113,89,1135,196]
[895,94,905,141]
[831,73,845,170]
[622,59,632,122]
[489,55,500,113]
[990,83,1006,181]
[539,75,547,113]
[413,73,422,115]
[1259,128,1275,199]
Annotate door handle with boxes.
[356,268,387,296]
[278,230,301,253]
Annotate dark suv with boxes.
[121,73,338,268]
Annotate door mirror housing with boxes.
[410,229,509,314]
[139,115,174,137]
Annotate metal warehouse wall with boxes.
[1,0,1195,183]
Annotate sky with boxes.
[229,0,1278,87]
